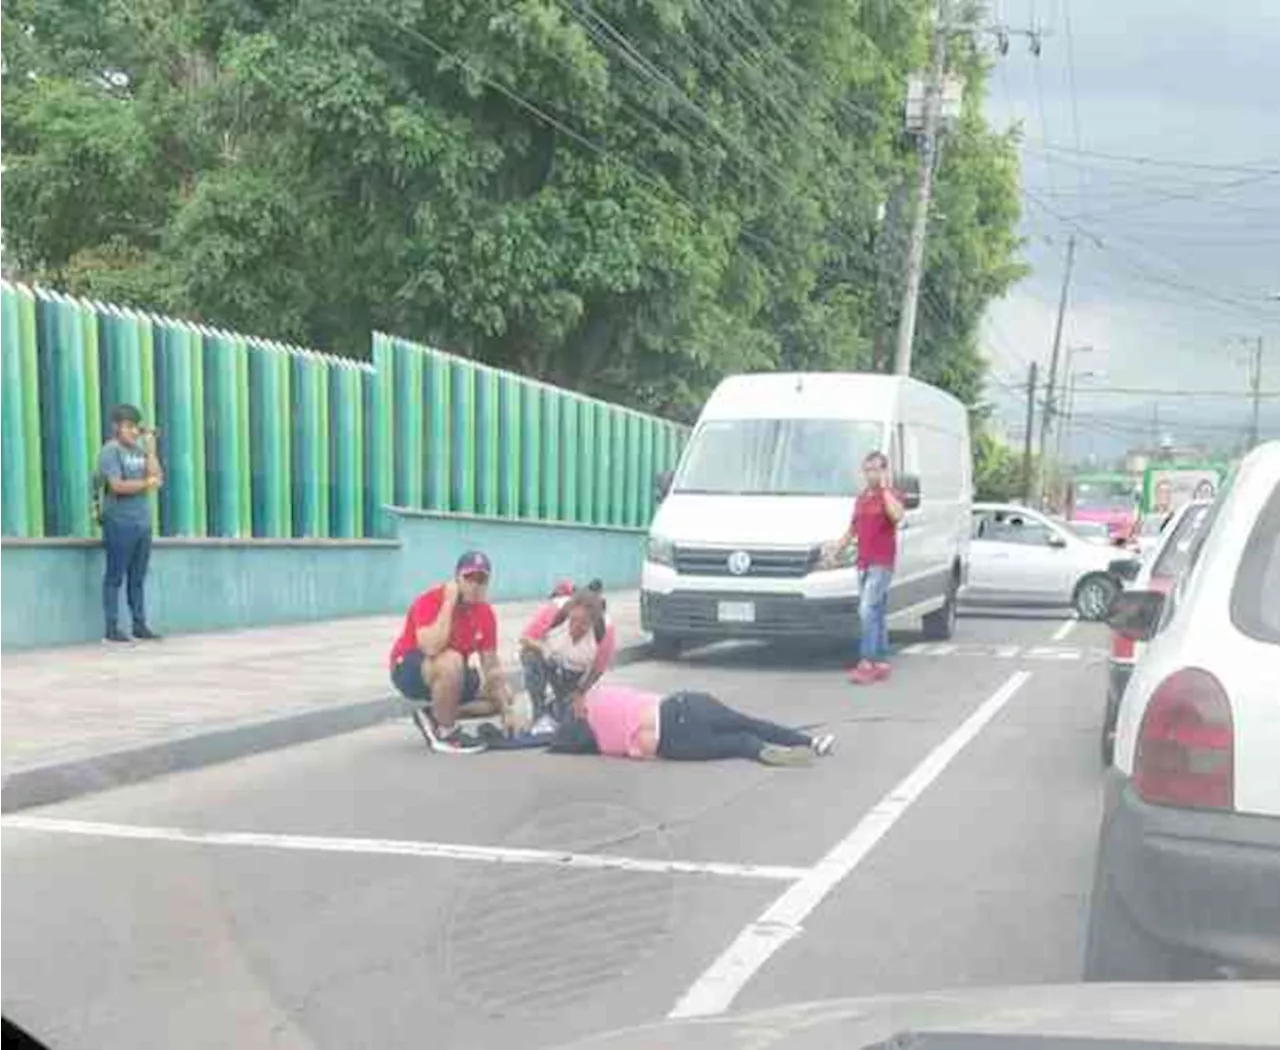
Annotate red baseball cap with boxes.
[455,551,493,578]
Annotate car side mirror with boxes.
[1108,557,1141,582]
[899,474,921,510]
[1048,533,1069,548]
[1107,590,1165,642]
[655,470,674,502]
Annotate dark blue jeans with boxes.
[102,519,152,631]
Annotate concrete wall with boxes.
[1,508,645,650]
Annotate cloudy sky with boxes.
[978,0,1280,460]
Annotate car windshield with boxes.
[1073,480,1134,512]
[674,419,884,497]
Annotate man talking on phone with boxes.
[826,450,904,686]
[98,404,164,642]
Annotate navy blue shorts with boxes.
[391,650,481,705]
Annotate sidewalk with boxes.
[2,593,649,811]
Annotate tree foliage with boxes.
[3,0,1025,418]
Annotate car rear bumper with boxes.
[1096,769,1280,975]
[641,590,860,640]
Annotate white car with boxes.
[1084,440,1280,980]
[964,503,1123,620]
[1101,499,1214,765]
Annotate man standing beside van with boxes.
[829,451,903,685]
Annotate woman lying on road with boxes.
[520,586,616,732]
[549,685,836,766]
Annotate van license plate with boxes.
[717,601,755,623]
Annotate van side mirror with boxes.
[898,474,921,510]
[1048,533,1069,549]
[655,470,674,502]
[1108,557,1142,582]
[1107,590,1164,642]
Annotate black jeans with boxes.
[521,649,585,720]
[656,692,811,761]
[102,518,152,631]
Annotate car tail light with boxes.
[1111,632,1135,661]
[1134,668,1233,810]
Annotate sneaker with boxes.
[433,727,486,755]
[872,662,892,681]
[758,744,813,767]
[810,733,836,757]
[132,624,162,641]
[530,713,559,737]
[409,707,437,749]
[848,660,878,686]
[104,627,131,644]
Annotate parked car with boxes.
[641,373,972,656]
[1100,499,1214,765]
[963,503,1122,620]
[1084,440,1280,981]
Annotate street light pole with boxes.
[1037,234,1077,503]
[894,0,951,377]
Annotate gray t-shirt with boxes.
[98,439,152,527]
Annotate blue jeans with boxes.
[103,518,152,631]
[858,565,893,662]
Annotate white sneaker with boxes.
[530,713,559,737]
[411,710,485,754]
[811,733,836,757]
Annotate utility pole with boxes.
[894,0,951,377]
[1037,233,1076,503]
[1248,336,1263,449]
[1022,362,1038,503]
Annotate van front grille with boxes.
[673,545,817,578]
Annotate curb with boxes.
[1,639,654,813]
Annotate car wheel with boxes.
[1074,573,1118,621]
[921,577,958,641]
[650,633,684,660]
[1083,863,1175,981]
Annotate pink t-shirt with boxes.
[585,685,660,759]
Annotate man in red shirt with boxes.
[827,451,904,685]
[389,550,513,754]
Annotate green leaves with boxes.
[3,0,1025,421]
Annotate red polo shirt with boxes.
[389,585,498,666]
[853,486,902,570]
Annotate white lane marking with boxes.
[1051,619,1078,642]
[1,817,807,883]
[668,669,1033,1019]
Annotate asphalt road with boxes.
[2,610,1110,1050]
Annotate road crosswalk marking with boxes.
[900,642,1108,660]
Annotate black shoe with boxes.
[132,624,162,641]
[104,627,131,643]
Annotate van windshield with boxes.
[674,418,885,497]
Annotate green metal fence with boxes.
[0,282,687,540]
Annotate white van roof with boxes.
[699,372,966,423]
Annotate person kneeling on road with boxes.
[520,588,616,733]
[389,551,515,755]
[548,685,835,765]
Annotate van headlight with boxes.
[647,535,676,567]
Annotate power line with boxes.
[1023,143,1280,174]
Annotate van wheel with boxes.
[1074,573,1118,621]
[650,634,684,660]
[921,578,958,641]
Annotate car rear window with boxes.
[1150,503,1213,581]
[1230,482,1280,645]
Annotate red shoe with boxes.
[873,662,892,680]
[849,660,878,686]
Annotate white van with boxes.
[641,372,972,655]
